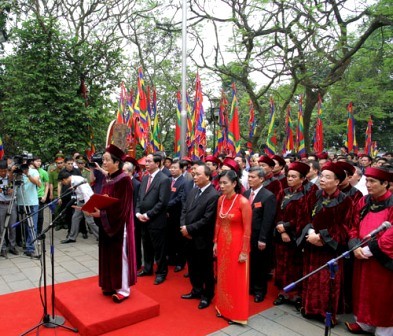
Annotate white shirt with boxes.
[71,175,93,202]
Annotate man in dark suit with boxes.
[136,153,171,285]
[166,159,186,271]
[243,166,277,302]
[180,164,219,309]
[156,151,172,178]
[123,158,142,270]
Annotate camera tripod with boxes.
[0,180,39,258]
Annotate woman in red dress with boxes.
[213,170,252,324]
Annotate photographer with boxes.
[16,158,41,257]
[0,160,18,256]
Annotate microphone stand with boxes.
[20,196,78,335]
[284,235,375,336]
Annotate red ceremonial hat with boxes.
[272,155,286,167]
[205,155,220,165]
[317,152,329,160]
[105,144,126,161]
[124,155,140,169]
[222,157,240,174]
[181,156,193,163]
[288,161,310,177]
[321,162,346,183]
[365,167,393,182]
[137,156,147,166]
[335,161,356,176]
[258,155,275,167]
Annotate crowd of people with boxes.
[0,147,392,334]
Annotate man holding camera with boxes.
[16,158,41,257]
[0,160,18,256]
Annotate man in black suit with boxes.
[123,158,142,270]
[156,151,172,178]
[166,159,186,271]
[136,153,171,285]
[180,164,219,309]
[243,166,277,302]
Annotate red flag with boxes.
[313,94,324,154]
[364,116,373,155]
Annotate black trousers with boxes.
[185,241,215,300]
[249,238,272,296]
[141,225,168,277]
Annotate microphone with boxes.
[366,221,392,238]
[71,179,87,189]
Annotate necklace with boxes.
[219,194,239,218]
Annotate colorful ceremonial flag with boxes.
[283,105,294,154]
[247,100,255,153]
[216,90,229,155]
[0,136,4,160]
[364,116,373,155]
[296,95,306,157]
[152,88,163,151]
[116,82,127,124]
[227,83,241,157]
[313,94,324,154]
[345,102,358,153]
[174,91,182,156]
[265,97,276,156]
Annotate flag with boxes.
[247,100,255,153]
[313,94,324,154]
[371,141,378,157]
[133,68,150,152]
[345,102,358,153]
[364,116,373,155]
[265,97,276,156]
[152,87,163,151]
[296,95,306,157]
[116,82,127,124]
[227,83,241,157]
[190,73,206,159]
[0,136,4,160]
[283,105,294,154]
[216,90,229,155]
[174,91,182,156]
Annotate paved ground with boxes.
[0,209,357,336]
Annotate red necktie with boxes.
[146,175,152,192]
[171,178,176,188]
[249,191,255,204]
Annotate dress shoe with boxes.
[154,276,166,285]
[294,297,302,311]
[60,239,76,244]
[174,265,184,272]
[273,294,288,305]
[112,293,128,303]
[102,290,116,296]
[8,247,19,255]
[24,251,33,257]
[137,270,153,277]
[82,233,88,239]
[254,293,265,303]
[345,322,370,334]
[198,298,210,309]
[181,292,201,300]
[0,250,7,258]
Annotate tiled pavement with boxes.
[0,210,356,336]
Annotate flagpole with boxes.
[180,0,188,158]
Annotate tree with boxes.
[179,0,393,152]
[0,18,122,160]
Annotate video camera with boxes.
[12,153,33,177]
[87,153,103,168]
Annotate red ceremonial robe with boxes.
[301,189,353,319]
[274,182,317,294]
[349,191,393,327]
[263,173,283,203]
[99,169,137,291]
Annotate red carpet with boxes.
[0,267,277,336]
[55,278,160,336]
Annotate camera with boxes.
[13,154,32,174]
[88,153,103,168]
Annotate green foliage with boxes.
[0,17,122,161]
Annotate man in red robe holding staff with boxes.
[346,167,393,335]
